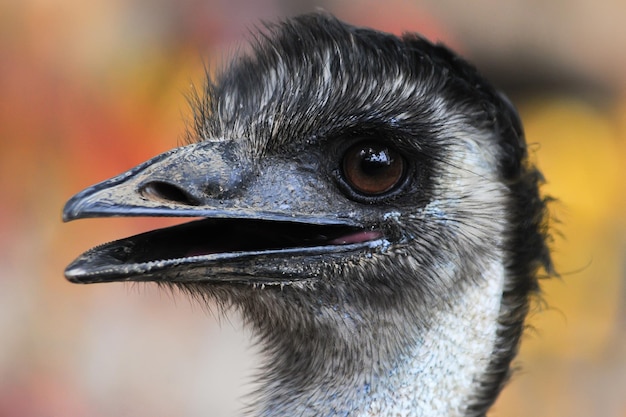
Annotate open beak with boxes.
[63,141,385,285]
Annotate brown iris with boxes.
[342,142,405,196]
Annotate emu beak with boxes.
[63,141,385,285]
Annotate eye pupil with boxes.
[342,142,405,196]
[359,148,393,176]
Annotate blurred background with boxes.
[1,0,625,416]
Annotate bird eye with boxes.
[341,142,405,196]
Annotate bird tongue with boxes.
[327,230,383,245]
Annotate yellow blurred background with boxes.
[1,1,625,416]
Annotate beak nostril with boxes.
[140,181,201,206]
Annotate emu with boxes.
[64,13,551,417]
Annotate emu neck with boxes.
[251,260,505,417]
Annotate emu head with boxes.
[64,13,551,417]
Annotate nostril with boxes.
[140,181,201,206]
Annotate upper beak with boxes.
[64,140,361,225]
[63,140,385,285]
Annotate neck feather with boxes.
[248,260,505,417]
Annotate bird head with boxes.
[64,13,551,417]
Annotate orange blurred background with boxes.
[1,1,625,416]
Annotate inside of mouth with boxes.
[110,218,382,264]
